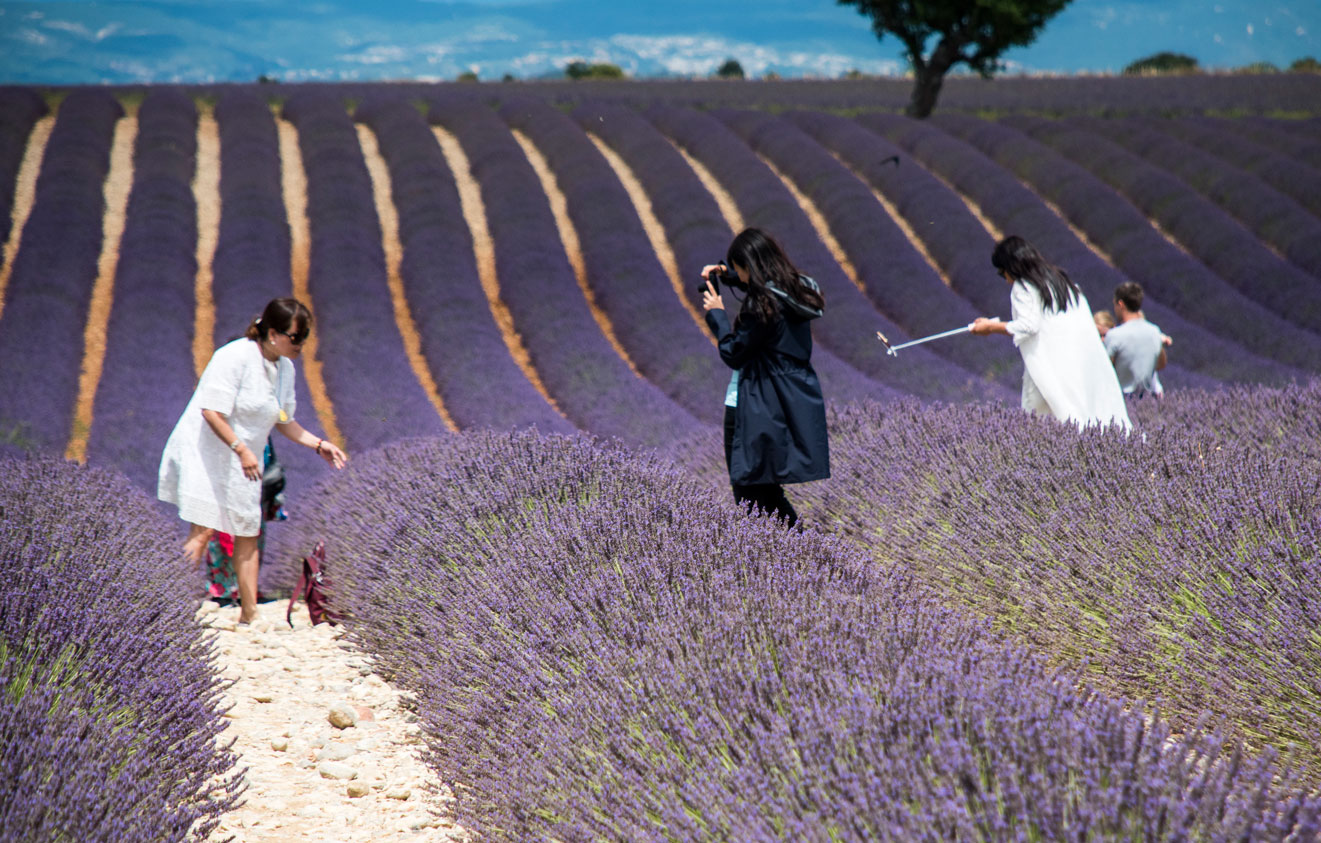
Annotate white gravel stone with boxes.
[316,743,357,762]
[327,702,358,729]
[346,781,371,798]
[317,761,359,781]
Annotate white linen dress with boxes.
[158,338,296,536]
[1004,280,1130,431]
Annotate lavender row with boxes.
[211,90,329,489]
[644,104,1011,405]
[63,74,1321,117]
[930,113,1321,373]
[1081,116,1321,280]
[568,100,897,408]
[1018,116,1321,333]
[281,91,448,450]
[497,96,729,423]
[424,96,705,451]
[1157,117,1321,222]
[351,97,570,434]
[799,390,1321,781]
[857,113,1289,386]
[83,91,201,491]
[0,455,242,842]
[0,90,123,457]
[1238,118,1321,171]
[285,431,1319,840]
[718,109,1021,387]
[0,87,47,251]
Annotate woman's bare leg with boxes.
[233,534,261,624]
[183,523,212,566]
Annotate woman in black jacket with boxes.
[701,228,829,527]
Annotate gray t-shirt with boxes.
[1104,319,1164,395]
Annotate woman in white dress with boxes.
[970,236,1130,431]
[159,298,348,623]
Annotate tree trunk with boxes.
[906,39,961,119]
[906,67,946,118]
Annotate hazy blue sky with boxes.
[1,0,1316,84]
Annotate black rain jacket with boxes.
[706,277,830,486]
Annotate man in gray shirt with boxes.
[1104,282,1167,396]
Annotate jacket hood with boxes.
[766,275,824,321]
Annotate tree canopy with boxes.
[565,61,626,80]
[838,0,1073,117]
[1123,51,1199,75]
[716,58,745,79]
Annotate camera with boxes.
[698,265,727,297]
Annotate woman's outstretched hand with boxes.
[970,317,1004,336]
[318,440,349,470]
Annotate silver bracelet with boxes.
[229,438,242,452]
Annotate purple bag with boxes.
[287,541,339,627]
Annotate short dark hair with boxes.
[1114,281,1144,312]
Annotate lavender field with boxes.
[2,76,1321,840]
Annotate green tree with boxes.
[565,61,626,80]
[838,0,1073,118]
[1289,56,1321,73]
[716,58,745,79]
[1123,51,1199,75]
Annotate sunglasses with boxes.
[280,329,309,346]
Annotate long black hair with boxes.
[991,235,1080,314]
[725,228,824,326]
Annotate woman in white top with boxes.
[159,297,348,623]
[970,236,1130,431]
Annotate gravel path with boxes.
[200,600,466,842]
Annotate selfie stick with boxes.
[876,320,1000,357]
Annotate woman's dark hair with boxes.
[991,235,1080,314]
[725,228,824,325]
[245,297,312,343]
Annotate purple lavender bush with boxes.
[1234,118,1321,171]
[0,455,242,842]
[569,100,897,409]
[0,87,48,249]
[1084,116,1321,281]
[0,89,123,456]
[1018,116,1321,330]
[1158,117,1321,222]
[86,90,200,491]
[281,91,449,449]
[352,97,571,434]
[854,112,1293,387]
[799,390,1321,782]
[282,431,1320,840]
[498,95,729,423]
[424,97,707,451]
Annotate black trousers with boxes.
[723,407,798,528]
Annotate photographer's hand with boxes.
[701,279,724,312]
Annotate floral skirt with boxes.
[206,527,265,603]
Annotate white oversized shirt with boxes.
[1004,280,1130,431]
[158,338,296,536]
